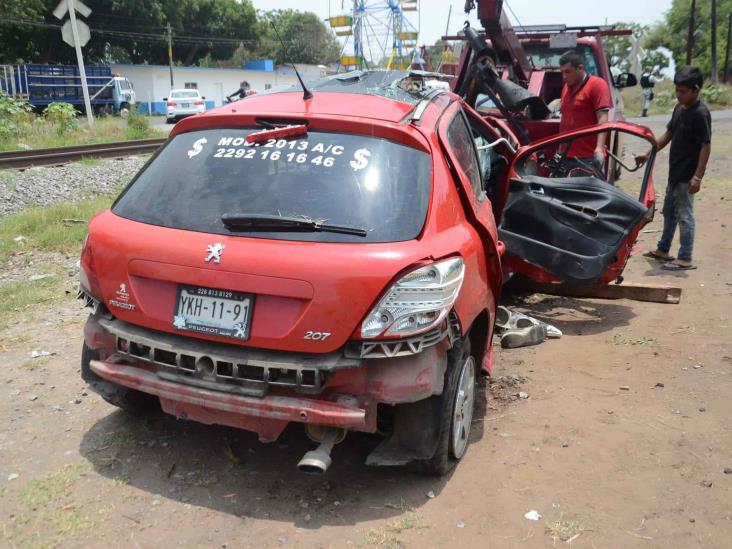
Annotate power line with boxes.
[503,0,526,32]
[0,17,258,47]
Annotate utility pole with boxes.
[54,0,94,126]
[167,23,174,89]
[686,0,696,65]
[724,13,732,83]
[712,0,719,82]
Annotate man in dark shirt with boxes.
[640,66,711,270]
[226,81,252,102]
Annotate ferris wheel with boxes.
[329,1,420,71]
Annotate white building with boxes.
[111,62,326,114]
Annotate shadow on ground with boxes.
[79,378,494,528]
[501,291,637,336]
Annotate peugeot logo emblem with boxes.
[205,243,225,264]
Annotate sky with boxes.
[251,0,673,46]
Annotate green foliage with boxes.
[44,102,79,135]
[0,0,258,66]
[651,0,732,77]
[604,22,669,77]
[255,9,341,66]
[0,91,33,142]
[125,107,152,140]
[701,83,731,105]
[604,22,644,72]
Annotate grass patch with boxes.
[0,195,115,262]
[21,356,50,371]
[0,170,17,192]
[621,80,732,118]
[364,528,405,549]
[1,116,166,152]
[545,515,592,543]
[9,462,109,548]
[0,275,63,328]
[611,332,655,346]
[363,503,428,548]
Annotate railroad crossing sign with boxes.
[53,0,94,125]
[61,19,90,48]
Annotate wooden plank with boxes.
[526,282,682,304]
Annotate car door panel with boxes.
[499,121,657,285]
[499,175,648,283]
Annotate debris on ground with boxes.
[30,350,53,358]
[524,510,542,521]
[495,306,562,348]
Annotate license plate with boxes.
[181,102,190,108]
[173,285,254,340]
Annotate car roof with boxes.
[198,70,454,124]
[169,89,200,94]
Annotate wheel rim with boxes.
[450,355,476,459]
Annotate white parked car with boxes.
[164,89,206,123]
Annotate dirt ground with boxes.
[1,117,731,549]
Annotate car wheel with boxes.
[81,342,159,414]
[165,117,174,124]
[415,337,476,476]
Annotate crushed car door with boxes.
[498,122,657,285]
[437,101,516,299]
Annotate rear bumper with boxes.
[90,358,368,441]
[83,313,452,441]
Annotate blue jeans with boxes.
[657,182,695,260]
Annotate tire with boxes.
[118,105,130,118]
[165,117,174,124]
[81,342,159,414]
[415,337,476,476]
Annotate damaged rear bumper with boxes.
[83,313,453,443]
[90,358,368,442]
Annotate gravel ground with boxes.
[0,155,148,217]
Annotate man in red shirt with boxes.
[558,50,613,174]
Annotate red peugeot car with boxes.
[79,71,656,475]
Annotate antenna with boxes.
[269,20,313,100]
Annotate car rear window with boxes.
[112,128,432,243]
[170,91,199,98]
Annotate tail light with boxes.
[195,100,204,105]
[361,257,465,339]
[79,234,103,301]
[167,101,177,107]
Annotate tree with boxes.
[603,22,669,77]
[254,10,341,66]
[604,22,645,73]
[0,0,258,66]
[647,0,732,76]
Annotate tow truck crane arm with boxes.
[469,0,532,85]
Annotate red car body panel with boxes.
[80,73,655,455]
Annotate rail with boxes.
[0,138,167,170]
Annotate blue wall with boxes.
[245,59,274,72]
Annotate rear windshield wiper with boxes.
[221,213,368,237]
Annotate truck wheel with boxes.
[81,342,159,414]
[119,106,130,118]
[415,337,476,476]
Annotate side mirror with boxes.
[614,72,638,88]
[163,97,168,101]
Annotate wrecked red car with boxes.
[79,69,656,475]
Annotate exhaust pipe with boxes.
[297,427,343,474]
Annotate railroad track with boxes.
[0,138,167,170]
